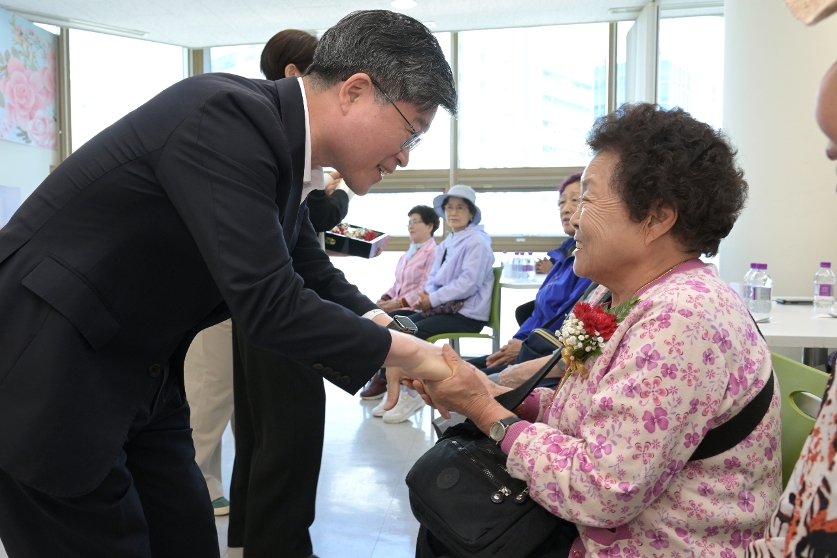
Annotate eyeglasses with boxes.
[407,220,425,227]
[368,76,423,152]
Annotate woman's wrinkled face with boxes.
[559,181,581,236]
[444,196,474,233]
[407,213,433,244]
[570,151,646,283]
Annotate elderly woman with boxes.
[417,104,781,558]
[379,185,494,424]
[476,172,592,372]
[359,205,439,402]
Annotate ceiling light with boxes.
[391,0,418,9]
[3,6,148,37]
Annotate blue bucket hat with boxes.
[433,184,481,226]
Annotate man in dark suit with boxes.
[0,10,456,558]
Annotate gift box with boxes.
[324,223,389,258]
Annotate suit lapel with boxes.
[272,78,307,248]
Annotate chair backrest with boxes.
[771,352,830,487]
[486,266,503,334]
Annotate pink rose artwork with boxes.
[0,12,58,150]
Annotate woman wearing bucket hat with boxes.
[373,185,495,423]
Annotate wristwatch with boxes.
[386,315,418,335]
[489,416,522,444]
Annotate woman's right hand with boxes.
[377,299,400,312]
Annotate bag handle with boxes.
[494,350,564,411]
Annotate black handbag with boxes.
[406,351,571,558]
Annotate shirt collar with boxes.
[297,78,325,200]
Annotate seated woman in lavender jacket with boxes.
[371,186,494,424]
[409,184,495,340]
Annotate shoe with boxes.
[383,390,425,424]
[360,373,387,400]
[212,496,230,516]
[372,397,388,417]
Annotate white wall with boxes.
[0,140,58,223]
[720,0,837,295]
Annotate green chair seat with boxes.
[772,352,830,487]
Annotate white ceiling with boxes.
[1,0,722,48]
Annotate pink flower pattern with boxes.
[0,15,57,150]
[504,263,780,558]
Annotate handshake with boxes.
[381,340,513,430]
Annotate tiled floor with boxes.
[0,382,435,558]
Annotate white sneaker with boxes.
[372,398,388,417]
[382,390,425,424]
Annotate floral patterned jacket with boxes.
[502,260,781,557]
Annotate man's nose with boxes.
[396,146,410,168]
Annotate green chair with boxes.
[427,266,503,354]
[772,352,830,487]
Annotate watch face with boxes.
[393,315,418,335]
[489,421,506,442]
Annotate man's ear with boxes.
[644,202,678,244]
[337,73,374,116]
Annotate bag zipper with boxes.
[451,440,518,503]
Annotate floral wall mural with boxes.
[0,8,57,150]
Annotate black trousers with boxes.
[406,312,487,341]
[228,321,326,558]
[0,371,218,558]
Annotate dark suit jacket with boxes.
[307,189,350,233]
[0,75,390,497]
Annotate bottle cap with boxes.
[821,262,831,268]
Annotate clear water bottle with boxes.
[813,261,836,313]
[526,252,536,281]
[750,264,772,316]
[501,251,511,279]
[742,263,758,309]
[511,252,522,280]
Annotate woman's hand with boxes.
[485,339,523,367]
[415,291,432,311]
[497,355,563,388]
[417,345,513,431]
[535,258,554,275]
[377,299,400,312]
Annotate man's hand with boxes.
[535,258,553,275]
[485,339,523,367]
[417,346,513,432]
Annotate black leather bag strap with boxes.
[689,311,775,461]
[495,290,613,411]
[494,350,564,411]
[689,373,774,461]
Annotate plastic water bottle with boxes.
[510,252,521,280]
[526,252,536,281]
[813,261,836,313]
[501,251,511,279]
[750,264,772,316]
[742,263,758,309]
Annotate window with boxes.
[341,191,444,237]
[457,23,609,169]
[69,30,185,150]
[209,44,263,78]
[405,32,452,171]
[477,191,563,236]
[657,16,724,128]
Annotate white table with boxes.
[499,274,548,289]
[757,302,837,366]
